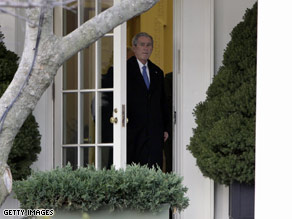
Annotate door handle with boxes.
[110,117,118,124]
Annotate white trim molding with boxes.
[173,0,214,219]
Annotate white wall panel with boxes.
[214,0,256,73]
[174,0,214,218]
[0,10,16,52]
[0,6,25,57]
[32,85,54,171]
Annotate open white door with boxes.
[54,0,127,169]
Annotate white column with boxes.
[256,1,292,218]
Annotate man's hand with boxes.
[164,132,169,142]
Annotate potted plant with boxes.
[13,164,189,218]
[187,2,257,219]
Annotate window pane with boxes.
[98,147,113,169]
[63,3,78,90]
[95,92,113,143]
[81,0,95,24]
[81,44,96,89]
[63,6,77,35]
[63,147,78,169]
[100,36,113,88]
[81,92,95,144]
[63,93,78,144]
[81,147,95,167]
[63,54,78,90]
[80,0,96,89]
[99,0,113,13]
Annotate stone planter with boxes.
[38,204,170,219]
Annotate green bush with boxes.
[0,29,18,83]
[187,3,257,185]
[0,27,41,180]
[13,165,189,213]
[7,114,41,180]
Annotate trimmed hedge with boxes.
[13,165,189,213]
[187,3,257,185]
[0,28,41,180]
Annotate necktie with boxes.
[142,65,150,89]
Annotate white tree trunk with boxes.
[0,0,159,206]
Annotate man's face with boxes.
[133,36,153,64]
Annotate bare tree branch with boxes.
[61,0,158,63]
[0,0,76,26]
[0,8,35,25]
[0,0,76,8]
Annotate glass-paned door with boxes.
[55,0,126,170]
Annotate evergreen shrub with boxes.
[13,165,189,213]
[187,3,257,185]
[0,28,41,180]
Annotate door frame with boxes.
[172,0,215,218]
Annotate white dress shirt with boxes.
[136,58,150,83]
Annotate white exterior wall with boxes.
[213,0,256,219]
[31,86,54,171]
[0,7,25,57]
[256,1,292,218]
[214,0,256,73]
[0,9,17,52]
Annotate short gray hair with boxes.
[132,32,154,47]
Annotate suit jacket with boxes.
[127,56,169,168]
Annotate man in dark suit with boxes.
[127,32,169,169]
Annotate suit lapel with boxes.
[148,61,158,93]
